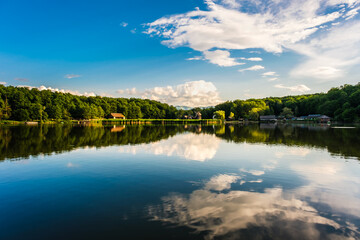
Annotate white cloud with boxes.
[290,21,360,80]
[268,77,278,82]
[146,0,341,53]
[18,85,96,97]
[219,0,240,8]
[344,6,360,20]
[238,65,264,72]
[0,82,6,85]
[117,87,138,95]
[203,50,244,66]
[142,80,222,107]
[120,22,128,27]
[127,87,137,95]
[262,71,277,77]
[240,57,263,61]
[146,0,360,78]
[64,74,81,79]
[186,56,204,61]
[274,84,311,92]
[116,81,222,107]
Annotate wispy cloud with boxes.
[274,84,311,93]
[220,0,240,9]
[0,82,6,85]
[268,78,278,82]
[64,74,81,79]
[290,21,360,80]
[186,56,204,61]
[262,72,277,77]
[240,57,263,61]
[120,22,128,27]
[238,65,264,72]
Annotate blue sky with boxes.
[1,0,360,107]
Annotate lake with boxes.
[1,124,360,240]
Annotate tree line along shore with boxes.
[0,82,359,123]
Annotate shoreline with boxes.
[0,119,222,125]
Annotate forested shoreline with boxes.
[0,83,359,122]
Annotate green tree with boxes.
[280,107,294,119]
[128,102,142,119]
[228,112,235,119]
[213,110,225,120]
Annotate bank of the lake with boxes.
[0,118,222,125]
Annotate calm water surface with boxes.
[1,124,360,240]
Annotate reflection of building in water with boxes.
[148,173,360,240]
[111,125,126,133]
[260,115,277,122]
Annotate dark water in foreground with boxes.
[1,124,360,240]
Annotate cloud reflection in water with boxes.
[119,133,221,161]
[148,172,359,240]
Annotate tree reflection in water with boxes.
[0,123,359,161]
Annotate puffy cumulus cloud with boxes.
[203,50,244,66]
[18,85,96,97]
[119,132,221,162]
[146,0,360,78]
[274,84,311,92]
[238,65,264,72]
[142,80,222,108]
[0,82,6,85]
[64,74,81,79]
[148,176,357,239]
